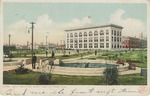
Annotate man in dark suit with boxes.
[32,53,37,69]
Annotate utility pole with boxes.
[8,34,11,48]
[46,36,47,47]
[30,22,35,68]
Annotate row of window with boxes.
[67,30,121,37]
[67,43,122,48]
[67,37,121,43]
[112,30,121,36]
[68,43,108,48]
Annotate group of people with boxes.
[32,51,55,69]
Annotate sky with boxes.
[3,2,147,45]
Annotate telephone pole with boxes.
[8,34,11,47]
[30,22,35,68]
[8,34,11,51]
[46,36,47,46]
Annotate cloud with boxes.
[109,9,146,38]
[7,20,30,45]
[61,16,93,29]
[6,15,93,45]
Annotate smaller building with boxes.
[122,36,147,50]
[38,43,56,50]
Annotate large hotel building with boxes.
[65,24,123,50]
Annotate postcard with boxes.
[0,0,150,96]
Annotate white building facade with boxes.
[65,24,123,50]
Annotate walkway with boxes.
[3,55,141,76]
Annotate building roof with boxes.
[65,24,123,32]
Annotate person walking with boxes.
[32,53,37,69]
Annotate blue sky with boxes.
[3,2,147,45]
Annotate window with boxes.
[84,32,87,36]
[79,38,82,42]
[94,37,98,42]
[106,43,109,48]
[70,33,73,37]
[84,38,87,42]
[70,39,73,43]
[89,37,93,42]
[89,43,93,48]
[74,33,78,37]
[79,44,82,48]
[106,30,109,35]
[94,43,98,48]
[67,39,69,43]
[79,32,82,37]
[117,31,119,36]
[100,43,104,48]
[100,37,104,42]
[117,44,119,48]
[70,44,73,48]
[100,30,104,35]
[67,44,69,48]
[120,38,121,42]
[114,31,116,35]
[67,34,69,38]
[120,45,122,48]
[94,31,98,36]
[74,44,78,48]
[74,39,78,43]
[89,31,92,36]
[114,37,116,42]
[114,44,116,48]
[106,36,109,41]
[117,37,119,42]
[120,31,121,36]
[84,44,87,48]
[112,44,113,48]
[112,30,113,35]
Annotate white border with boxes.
[0,0,150,96]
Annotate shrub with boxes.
[38,73,52,84]
[15,64,30,74]
[103,67,119,85]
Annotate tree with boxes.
[103,67,119,85]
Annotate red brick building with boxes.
[122,36,147,50]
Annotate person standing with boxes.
[46,51,48,57]
[9,51,13,60]
[32,53,37,69]
[51,51,55,58]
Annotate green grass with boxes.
[118,74,147,85]
[3,71,40,85]
[3,71,147,85]
[135,62,147,68]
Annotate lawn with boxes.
[3,71,147,85]
[86,50,147,68]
